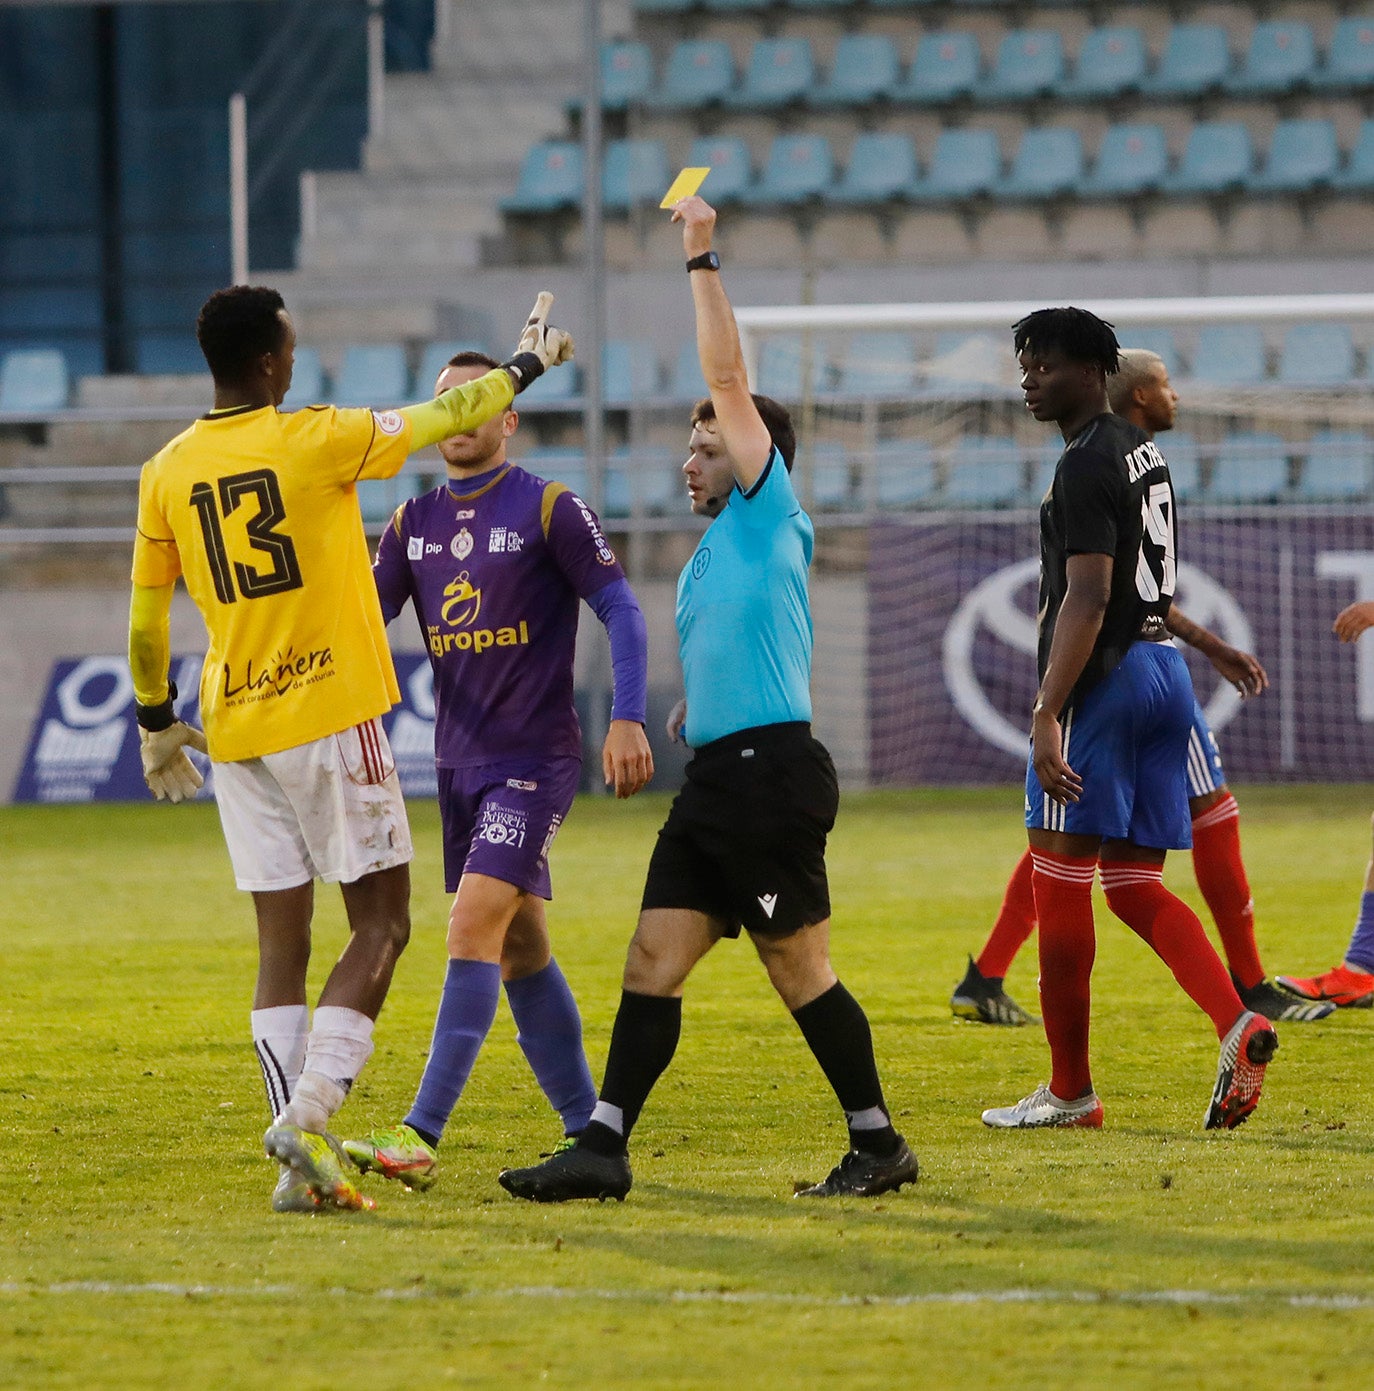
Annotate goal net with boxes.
[722,292,1374,788]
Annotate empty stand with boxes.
[1298,431,1371,502]
[599,40,654,111]
[1226,21,1316,97]
[1189,326,1267,385]
[945,436,1025,508]
[981,29,1064,103]
[0,349,71,413]
[416,340,491,392]
[999,127,1084,201]
[807,443,853,511]
[1159,432,1200,501]
[281,346,325,410]
[873,439,939,509]
[1250,119,1340,195]
[912,128,1000,202]
[1334,120,1374,190]
[836,332,920,396]
[1059,26,1146,101]
[1276,324,1356,387]
[603,339,662,404]
[1081,123,1168,198]
[1205,433,1289,503]
[1117,327,1183,380]
[1163,122,1253,197]
[686,137,753,203]
[728,37,815,111]
[1313,17,1374,91]
[1141,24,1230,99]
[832,133,919,205]
[334,345,409,408]
[647,40,735,111]
[603,138,671,213]
[897,32,981,104]
[745,134,835,206]
[502,141,583,213]
[813,34,902,108]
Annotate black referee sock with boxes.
[577,991,683,1157]
[792,981,899,1158]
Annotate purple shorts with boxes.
[436,756,581,897]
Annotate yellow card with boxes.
[660,167,711,209]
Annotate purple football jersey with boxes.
[374,464,625,766]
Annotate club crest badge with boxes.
[452,527,474,560]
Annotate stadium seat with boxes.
[670,337,707,400]
[727,37,815,111]
[1297,431,1371,502]
[980,29,1065,103]
[926,331,1017,398]
[873,439,939,509]
[813,34,902,108]
[744,134,835,206]
[134,333,206,375]
[1276,324,1356,387]
[602,138,671,213]
[599,40,653,111]
[1313,18,1374,92]
[602,338,661,405]
[896,32,981,104]
[518,359,580,407]
[685,137,753,204]
[603,453,632,519]
[911,128,1001,202]
[1334,120,1374,191]
[356,473,424,526]
[1189,326,1267,385]
[945,436,1025,508]
[520,449,589,496]
[998,127,1084,200]
[1030,439,1059,501]
[416,340,490,393]
[755,335,831,399]
[1059,26,1147,101]
[806,444,852,511]
[1081,123,1168,198]
[1163,122,1253,196]
[1159,432,1200,501]
[611,447,682,514]
[1249,119,1340,195]
[647,40,735,111]
[0,349,70,413]
[832,132,919,205]
[1226,21,1316,97]
[281,346,325,410]
[334,345,409,408]
[836,332,920,396]
[1117,327,1183,380]
[502,141,583,213]
[1205,433,1289,504]
[1141,24,1231,99]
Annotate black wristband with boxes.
[136,679,178,733]
[502,351,546,393]
[685,251,721,273]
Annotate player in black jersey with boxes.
[982,308,1278,1134]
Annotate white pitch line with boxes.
[2,1282,1373,1310]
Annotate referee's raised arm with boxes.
[671,196,773,491]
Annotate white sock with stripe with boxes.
[252,1004,308,1120]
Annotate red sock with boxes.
[1190,793,1263,990]
[977,849,1037,979]
[1099,860,1244,1038]
[1031,849,1098,1100]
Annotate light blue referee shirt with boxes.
[676,446,814,747]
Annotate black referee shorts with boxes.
[640,721,839,938]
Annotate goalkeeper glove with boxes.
[502,291,575,393]
[135,680,209,804]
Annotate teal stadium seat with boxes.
[1059,26,1146,101]
[1158,432,1200,501]
[873,439,939,509]
[502,141,583,213]
[1163,122,1253,196]
[980,29,1064,102]
[335,346,409,408]
[897,32,981,104]
[281,347,325,410]
[1118,328,1182,380]
[1250,119,1340,194]
[814,35,902,107]
[0,349,70,412]
[602,339,662,405]
[807,444,853,511]
[1081,123,1168,197]
[1334,121,1374,191]
[926,331,1016,399]
[589,41,653,112]
[1297,432,1371,502]
[520,449,589,497]
[416,340,489,394]
[728,38,814,111]
[1277,324,1356,387]
[1226,21,1316,97]
[755,336,831,400]
[518,358,580,407]
[670,338,707,401]
[999,127,1084,200]
[647,40,736,111]
[134,333,206,375]
[1313,18,1374,92]
[1142,24,1230,99]
[603,453,632,519]
[686,137,754,204]
[603,138,671,212]
[356,473,424,526]
[832,133,919,204]
[1206,433,1288,504]
[1190,326,1267,385]
[744,134,835,206]
[836,332,920,396]
[945,436,1026,508]
[610,447,681,515]
[911,128,1001,202]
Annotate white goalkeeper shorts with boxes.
[214,718,413,892]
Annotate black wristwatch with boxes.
[685,251,721,273]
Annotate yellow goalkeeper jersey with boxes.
[133,402,417,762]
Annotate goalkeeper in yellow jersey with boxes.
[127,284,572,1212]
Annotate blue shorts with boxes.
[1025,642,1194,850]
[436,756,581,897]
[1185,700,1226,799]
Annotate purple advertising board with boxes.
[869,510,1374,785]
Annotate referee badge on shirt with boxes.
[452,527,474,560]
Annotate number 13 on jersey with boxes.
[189,468,304,604]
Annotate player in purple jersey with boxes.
[341,351,654,1190]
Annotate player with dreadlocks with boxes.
[981,308,1279,1134]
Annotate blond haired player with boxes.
[128,285,572,1211]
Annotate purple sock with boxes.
[406,958,501,1143]
[1346,892,1374,973]
[505,959,597,1135]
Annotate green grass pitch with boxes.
[3,787,1373,1388]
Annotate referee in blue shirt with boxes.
[499,196,917,1202]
